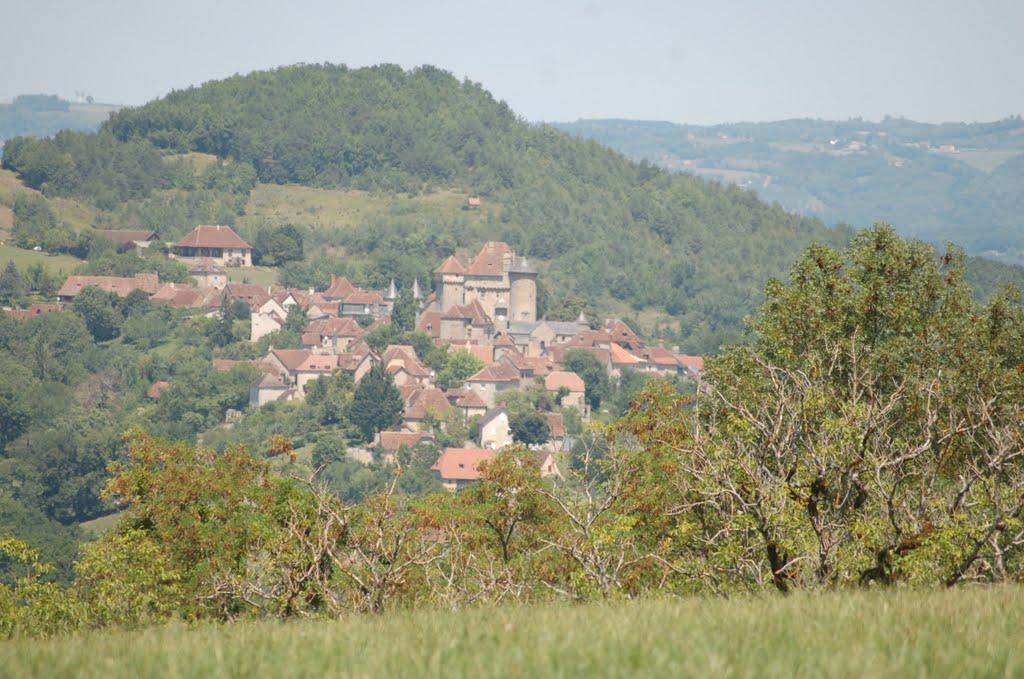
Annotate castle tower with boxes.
[508,256,537,323]
[433,255,466,311]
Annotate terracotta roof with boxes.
[454,390,487,409]
[255,372,288,389]
[174,224,251,250]
[466,241,511,277]
[225,283,271,307]
[545,371,586,393]
[610,343,644,365]
[545,412,565,439]
[678,355,705,372]
[432,448,496,482]
[643,346,679,366]
[342,291,386,305]
[323,275,358,299]
[3,303,64,319]
[438,341,493,365]
[270,349,312,372]
[467,363,521,383]
[377,431,434,452]
[521,356,558,376]
[95,229,157,244]
[406,387,453,420]
[305,316,364,338]
[494,333,517,348]
[603,319,645,349]
[58,273,160,299]
[417,310,443,338]
[434,255,466,275]
[297,354,338,372]
[337,349,375,372]
[152,283,220,309]
[466,197,482,207]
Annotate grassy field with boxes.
[0,243,82,279]
[226,265,278,287]
[3,587,1021,678]
[240,183,492,232]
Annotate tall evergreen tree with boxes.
[0,261,27,303]
[390,287,417,333]
[348,364,403,443]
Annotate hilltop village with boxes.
[5,224,703,489]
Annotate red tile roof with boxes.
[434,255,466,275]
[467,363,521,383]
[466,241,511,277]
[58,273,160,299]
[406,387,453,420]
[323,275,358,299]
[297,354,339,372]
[610,343,644,365]
[174,224,251,250]
[432,448,496,482]
[545,412,565,439]
[417,310,443,339]
[377,431,434,452]
[3,303,64,319]
[305,316,364,338]
[270,349,313,372]
[544,371,586,393]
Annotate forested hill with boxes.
[0,64,862,350]
[554,117,1024,264]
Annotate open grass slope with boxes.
[4,587,1021,678]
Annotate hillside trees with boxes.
[666,225,1024,591]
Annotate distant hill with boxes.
[0,94,119,143]
[554,117,1024,264]
[4,65,1023,352]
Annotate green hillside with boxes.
[2,63,858,352]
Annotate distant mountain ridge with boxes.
[0,94,121,143]
[554,117,1024,264]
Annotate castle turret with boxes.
[508,256,537,323]
[433,255,466,311]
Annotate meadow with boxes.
[3,587,1019,678]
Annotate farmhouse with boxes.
[170,225,252,267]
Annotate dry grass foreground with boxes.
[3,587,1021,678]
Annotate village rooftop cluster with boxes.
[5,225,703,489]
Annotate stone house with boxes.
[479,407,512,450]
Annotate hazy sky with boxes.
[4,0,1022,124]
